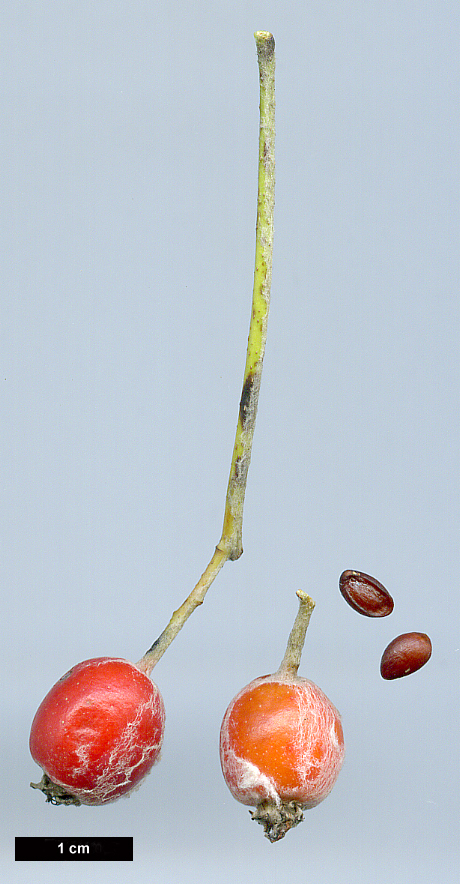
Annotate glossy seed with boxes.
[339,570,394,617]
[380,632,432,679]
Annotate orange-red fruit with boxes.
[220,673,344,810]
[339,570,394,617]
[30,657,165,805]
[380,633,432,679]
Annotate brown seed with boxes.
[380,632,432,679]
[339,570,394,617]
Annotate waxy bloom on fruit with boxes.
[30,657,165,806]
[219,592,344,841]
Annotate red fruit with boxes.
[30,657,165,806]
[219,592,344,841]
[220,674,344,807]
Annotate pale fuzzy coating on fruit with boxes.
[67,692,164,805]
[219,673,344,810]
[30,658,165,805]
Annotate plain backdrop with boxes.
[2,1,459,882]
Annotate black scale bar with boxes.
[15,837,133,861]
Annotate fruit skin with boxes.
[30,657,165,805]
[339,570,394,617]
[219,672,344,817]
[380,633,432,679]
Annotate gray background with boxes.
[2,1,458,881]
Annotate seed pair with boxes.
[339,570,432,679]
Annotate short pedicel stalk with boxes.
[137,32,276,677]
[277,590,316,678]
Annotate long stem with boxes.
[221,31,276,562]
[277,591,316,678]
[137,32,275,677]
